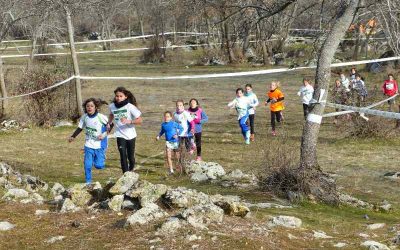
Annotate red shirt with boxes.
[382,79,398,96]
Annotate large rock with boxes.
[125,203,168,226]
[360,241,390,250]
[22,174,48,192]
[220,169,258,188]
[108,195,124,212]
[126,180,168,207]
[267,216,302,229]
[366,223,385,230]
[339,193,373,209]
[122,198,140,211]
[0,221,15,231]
[163,187,211,208]
[109,172,139,195]
[156,217,187,236]
[60,198,81,213]
[181,203,224,229]
[185,161,226,182]
[2,188,29,200]
[51,183,66,197]
[69,183,93,207]
[210,194,249,217]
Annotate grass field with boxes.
[0,47,400,249]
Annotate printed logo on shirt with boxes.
[387,83,394,90]
[113,109,128,121]
[86,126,98,140]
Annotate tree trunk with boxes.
[224,21,235,63]
[65,7,83,116]
[300,0,359,170]
[28,34,38,71]
[0,57,7,118]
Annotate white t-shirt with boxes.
[245,92,259,115]
[78,113,108,149]
[297,85,314,105]
[109,103,142,140]
[228,97,251,120]
[174,110,193,137]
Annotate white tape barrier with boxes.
[0,40,264,59]
[0,76,75,100]
[0,39,30,43]
[324,101,400,119]
[0,32,210,50]
[323,94,398,117]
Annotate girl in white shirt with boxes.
[244,84,259,141]
[69,98,108,184]
[108,87,142,173]
[228,88,253,144]
[297,78,314,119]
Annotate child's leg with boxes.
[277,111,282,123]
[174,149,181,172]
[166,148,173,172]
[270,111,276,131]
[195,132,202,157]
[302,104,309,119]
[117,137,129,173]
[249,114,255,134]
[239,115,250,138]
[83,147,94,184]
[93,148,106,170]
[126,138,136,171]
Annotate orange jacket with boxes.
[267,88,285,112]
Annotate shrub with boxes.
[16,65,77,126]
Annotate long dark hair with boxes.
[114,87,137,106]
[189,98,200,107]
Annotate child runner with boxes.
[244,84,259,141]
[352,74,368,106]
[68,98,108,184]
[265,81,285,136]
[174,100,196,154]
[297,78,314,119]
[188,98,208,161]
[228,88,252,144]
[332,79,347,123]
[108,87,142,173]
[157,111,184,175]
[340,73,351,100]
[382,73,398,111]
[349,67,357,83]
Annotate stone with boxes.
[333,242,347,248]
[186,234,200,242]
[392,234,400,244]
[163,187,211,208]
[185,161,226,183]
[125,203,168,226]
[245,202,292,209]
[22,174,48,192]
[109,172,139,195]
[359,233,370,238]
[108,195,124,212]
[220,169,258,188]
[378,200,392,212]
[2,188,29,200]
[126,180,168,207]
[383,172,400,180]
[360,240,390,250]
[367,223,385,230]
[122,198,140,211]
[45,236,65,244]
[181,203,224,229]
[267,216,302,229]
[0,221,15,231]
[156,217,187,236]
[313,230,333,239]
[339,193,373,209]
[69,183,93,207]
[51,183,65,197]
[35,210,50,216]
[54,121,73,127]
[210,194,249,217]
[60,198,81,213]
[31,193,44,204]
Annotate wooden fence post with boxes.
[65,7,83,116]
[0,57,8,117]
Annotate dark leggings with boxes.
[179,137,193,151]
[249,114,255,134]
[271,111,282,131]
[117,137,136,173]
[194,132,202,156]
[302,104,310,120]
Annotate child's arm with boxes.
[253,95,259,107]
[227,99,236,108]
[157,126,165,140]
[68,128,82,142]
[186,113,196,134]
[107,113,114,132]
[200,111,208,124]
[176,122,184,137]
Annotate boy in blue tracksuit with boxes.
[156,111,184,175]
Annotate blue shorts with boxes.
[84,147,105,183]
